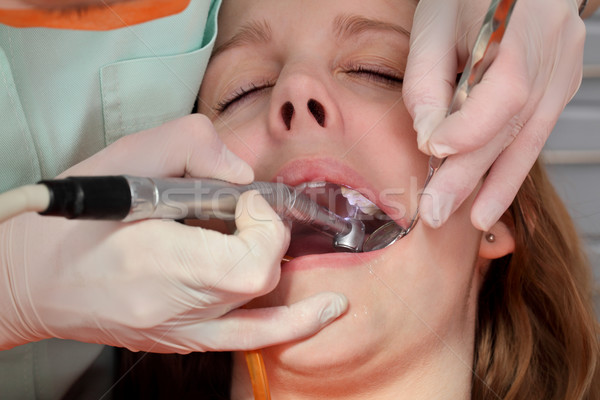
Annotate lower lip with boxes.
[281,248,384,272]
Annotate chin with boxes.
[251,240,409,373]
[261,294,392,376]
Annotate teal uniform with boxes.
[0,0,220,397]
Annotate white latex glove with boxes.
[403,0,586,230]
[0,114,348,353]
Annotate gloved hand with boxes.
[0,114,348,353]
[403,0,586,230]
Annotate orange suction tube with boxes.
[245,349,271,400]
[244,255,293,400]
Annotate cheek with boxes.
[343,94,420,164]
[343,99,429,219]
[378,190,483,326]
[376,222,481,344]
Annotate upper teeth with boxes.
[341,187,381,215]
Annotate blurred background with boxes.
[543,8,600,314]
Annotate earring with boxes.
[485,233,496,243]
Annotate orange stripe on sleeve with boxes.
[0,0,191,31]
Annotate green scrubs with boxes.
[0,0,220,397]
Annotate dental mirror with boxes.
[362,221,407,252]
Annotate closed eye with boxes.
[214,82,274,114]
[346,65,403,87]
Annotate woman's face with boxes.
[199,0,485,389]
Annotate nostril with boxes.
[281,101,294,130]
[307,99,326,127]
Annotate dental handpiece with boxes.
[37,175,366,252]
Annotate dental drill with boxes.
[0,175,366,252]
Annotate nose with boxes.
[280,99,326,130]
[268,69,340,136]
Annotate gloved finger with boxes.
[470,31,585,231]
[402,0,459,153]
[162,292,349,353]
[424,39,535,158]
[468,121,548,233]
[176,191,289,296]
[64,114,254,184]
[419,125,508,228]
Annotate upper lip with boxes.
[274,157,371,191]
[271,157,406,227]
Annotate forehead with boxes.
[216,0,416,47]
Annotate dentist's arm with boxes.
[404,0,599,231]
[0,114,347,353]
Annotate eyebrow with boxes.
[212,19,272,57]
[333,14,410,40]
[211,13,410,58]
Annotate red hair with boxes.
[473,161,599,399]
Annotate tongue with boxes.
[287,230,337,257]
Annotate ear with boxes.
[478,214,515,260]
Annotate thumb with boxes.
[69,114,254,183]
[183,115,254,184]
[202,139,255,185]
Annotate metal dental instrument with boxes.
[38,175,366,252]
[362,0,518,252]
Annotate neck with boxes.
[230,339,474,400]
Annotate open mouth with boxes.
[286,181,399,257]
